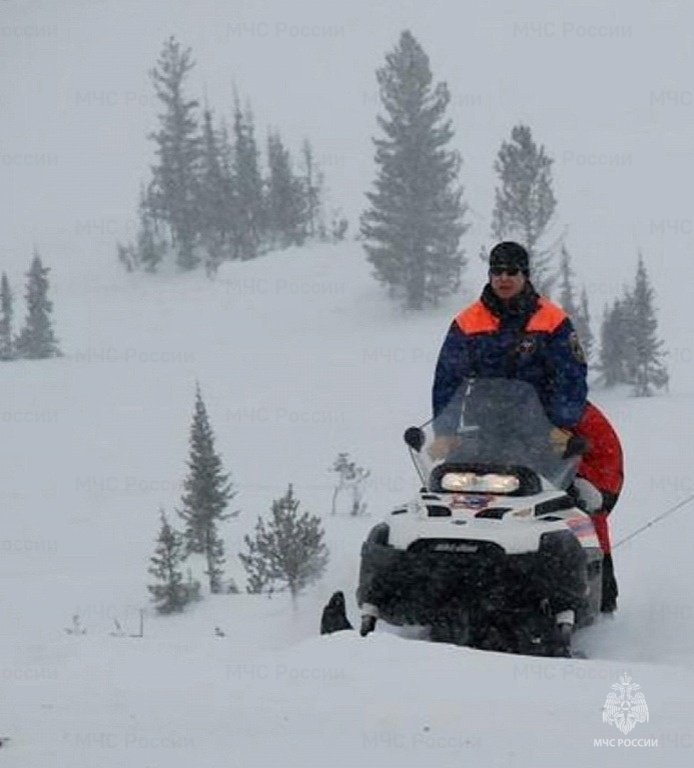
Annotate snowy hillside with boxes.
[1,242,693,767]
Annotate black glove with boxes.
[563,434,588,459]
[549,428,587,459]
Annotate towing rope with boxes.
[613,490,694,549]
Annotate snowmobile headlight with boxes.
[440,472,520,494]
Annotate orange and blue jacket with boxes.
[432,290,588,430]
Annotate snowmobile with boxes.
[355,378,603,657]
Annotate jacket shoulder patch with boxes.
[525,299,567,333]
[455,302,499,334]
[569,331,586,363]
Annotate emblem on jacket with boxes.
[516,336,537,356]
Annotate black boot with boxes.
[601,553,618,613]
[360,615,377,637]
[320,591,353,634]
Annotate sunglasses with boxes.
[489,266,521,277]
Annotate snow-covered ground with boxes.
[3,0,694,762]
[1,242,693,767]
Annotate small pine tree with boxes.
[178,384,236,593]
[15,252,62,359]
[492,124,557,294]
[147,510,194,613]
[361,30,468,309]
[627,254,669,396]
[0,273,14,360]
[239,485,328,604]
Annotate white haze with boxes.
[1,1,694,766]
[2,0,694,307]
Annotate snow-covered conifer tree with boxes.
[136,186,166,273]
[575,287,595,367]
[492,124,557,294]
[239,485,328,603]
[0,273,14,360]
[557,246,579,318]
[627,254,669,396]
[361,30,468,309]
[231,100,265,260]
[15,253,61,359]
[178,384,235,592]
[599,298,630,387]
[198,108,233,274]
[300,138,324,240]
[266,131,306,249]
[147,510,196,613]
[556,247,593,366]
[148,37,201,270]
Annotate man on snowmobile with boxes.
[431,241,622,612]
[432,241,587,447]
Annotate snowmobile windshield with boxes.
[409,378,578,491]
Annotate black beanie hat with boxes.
[489,241,530,276]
